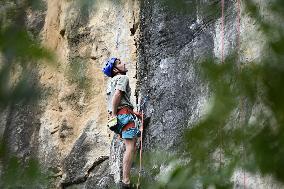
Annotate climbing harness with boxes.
[107,107,139,137]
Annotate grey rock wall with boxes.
[137,0,217,152]
[3,96,42,162]
[60,120,110,188]
[137,1,284,189]
[1,0,283,188]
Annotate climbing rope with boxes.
[236,0,246,188]
[220,0,245,187]
[137,110,144,189]
[219,0,225,170]
[221,0,225,64]
[237,0,241,52]
[136,95,149,189]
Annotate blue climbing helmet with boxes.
[102,58,117,77]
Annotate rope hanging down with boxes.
[137,110,144,189]
[221,0,225,64]
[220,0,244,188]
[235,0,246,188]
[137,95,149,189]
[237,0,241,51]
[135,0,241,187]
[219,0,225,170]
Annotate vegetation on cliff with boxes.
[0,0,284,188]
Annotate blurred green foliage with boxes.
[0,1,54,108]
[1,0,284,188]
[1,157,48,188]
[0,0,99,187]
[0,0,54,188]
[0,0,97,187]
[138,0,284,189]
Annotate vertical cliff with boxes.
[137,0,282,188]
[40,0,140,188]
[1,0,139,188]
[1,0,283,188]
[138,0,213,151]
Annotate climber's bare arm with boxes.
[112,89,122,117]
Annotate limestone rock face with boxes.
[40,0,139,188]
[2,0,139,188]
[1,0,283,189]
[60,120,109,187]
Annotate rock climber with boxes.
[102,57,141,189]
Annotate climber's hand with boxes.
[133,111,142,119]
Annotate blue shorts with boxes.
[117,114,141,139]
[122,127,141,139]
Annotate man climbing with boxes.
[102,58,141,189]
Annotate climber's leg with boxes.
[122,138,137,184]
